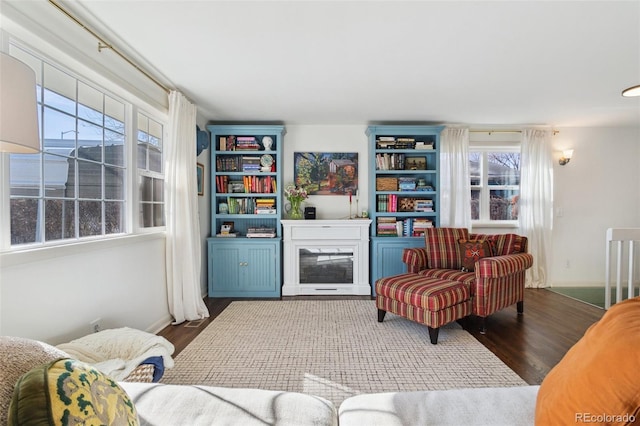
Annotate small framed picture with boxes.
[197,163,205,196]
[405,157,426,170]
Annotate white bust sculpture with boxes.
[262,136,273,151]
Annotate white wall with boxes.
[0,235,170,344]
[550,126,640,286]
[283,125,370,219]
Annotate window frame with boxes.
[470,141,521,228]
[1,39,167,252]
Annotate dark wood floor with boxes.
[157,289,604,385]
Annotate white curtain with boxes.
[520,128,554,288]
[440,127,471,229]
[165,91,209,324]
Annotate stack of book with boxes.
[255,198,276,214]
[415,141,434,150]
[375,136,396,149]
[414,199,434,212]
[235,136,260,151]
[395,138,416,149]
[376,217,398,236]
[241,156,261,172]
[246,227,276,238]
[412,218,434,236]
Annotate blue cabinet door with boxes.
[243,243,280,295]
[371,237,424,296]
[208,239,281,297]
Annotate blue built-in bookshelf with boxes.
[366,125,443,295]
[206,124,285,298]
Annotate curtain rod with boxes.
[47,0,171,94]
[470,129,560,135]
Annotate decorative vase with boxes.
[286,199,303,219]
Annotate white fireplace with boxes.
[281,219,372,296]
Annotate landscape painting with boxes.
[294,152,358,195]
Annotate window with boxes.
[470,148,521,223]
[137,112,165,228]
[7,44,129,246]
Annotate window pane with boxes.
[78,82,103,125]
[10,198,39,245]
[76,160,102,200]
[137,144,148,169]
[140,176,153,202]
[149,146,162,173]
[10,153,41,197]
[105,137,124,167]
[140,203,153,227]
[45,199,66,241]
[104,96,125,130]
[153,178,164,202]
[44,154,71,198]
[43,107,76,154]
[105,165,125,200]
[490,189,519,220]
[77,120,104,157]
[43,64,76,108]
[469,152,481,185]
[105,201,124,234]
[487,152,520,185]
[471,189,480,220]
[153,204,164,227]
[78,200,102,237]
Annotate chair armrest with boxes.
[476,253,534,278]
[402,247,429,273]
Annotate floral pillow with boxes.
[458,239,494,272]
[9,358,138,425]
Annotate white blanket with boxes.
[57,327,175,381]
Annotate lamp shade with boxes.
[0,52,40,153]
[622,85,640,97]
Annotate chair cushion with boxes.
[458,239,494,272]
[0,336,70,424]
[376,274,469,311]
[535,296,640,425]
[424,228,469,270]
[8,358,138,425]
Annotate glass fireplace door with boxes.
[298,248,354,285]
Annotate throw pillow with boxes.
[424,227,470,270]
[458,239,494,272]
[0,336,70,424]
[535,296,640,425]
[8,358,138,426]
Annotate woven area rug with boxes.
[161,300,527,406]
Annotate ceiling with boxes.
[6,1,640,127]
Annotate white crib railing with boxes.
[605,228,640,309]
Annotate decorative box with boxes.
[376,177,398,191]
[398,177,417,191]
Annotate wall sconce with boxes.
[559,149,573,166]
[0,52,40,153]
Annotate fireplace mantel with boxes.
[281,219,372,296]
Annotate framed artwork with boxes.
[197,163,205,196]
[405,157,426,170]
[294,152,358,195]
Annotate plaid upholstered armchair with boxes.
[402,227,534,333]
